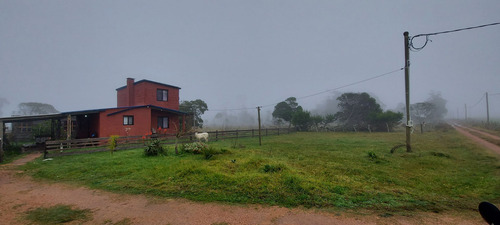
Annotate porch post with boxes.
[182,115,186,131]
[66,114,72,140]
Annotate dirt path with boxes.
[0,153,485,225]
[451,123,500,156]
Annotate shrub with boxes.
[181,142,208,154]
[263,164,284,173]
[367,151,378,160]
[202,146,221,160]
[108,135,119,154]
[144,138,166,156]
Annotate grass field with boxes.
[21,130,500,213]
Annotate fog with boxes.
[1,1,499,127]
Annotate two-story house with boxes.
[0,78,190,142]
[96,78,189,137]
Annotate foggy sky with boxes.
[1,1,499,126]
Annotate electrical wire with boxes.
[208,67,404,112]
[410,22,500,51]
[469,93,486,109]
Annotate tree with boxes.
[179,99,208,128]
[13,102,59,116]
[272,97,299,128]
[334,92,382,131]
[291,107,312,131]
[310,114,324,131]
[410,102,435,124]
[409,92,448,124]
[369,110,403,132]
[322,114,336,130]
[426,92,448,122]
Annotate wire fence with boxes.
[44,128,294,158]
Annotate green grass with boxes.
[24,204,91,224]
[21,131,500,213]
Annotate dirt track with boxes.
[451,123,500,156]
[0,145,490,224]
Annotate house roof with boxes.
[106,105,190,116]
[115,79,181,91]
[0,105,189,123]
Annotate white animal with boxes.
[195,132,209,142]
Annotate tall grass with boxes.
[22,131,500,212]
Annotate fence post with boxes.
[266,128,268,136]
[252,129,254,137]
[216,130,218,141]
[277,128,280,135]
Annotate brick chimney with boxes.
[127,78,135,106]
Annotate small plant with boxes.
[144,138,166,156]
[367,151,378,160]
[24,204,91,224]
[108,135,119,154]
[202,146,221,159]
[263,164,284,173]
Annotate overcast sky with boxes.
[1,1,499,126]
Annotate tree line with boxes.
[272,92,447,132]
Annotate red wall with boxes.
[99,107,152,137]
[151,110,180,134]
[117,80,180,110]
[98,107,181,137]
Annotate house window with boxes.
[123,116,134,125]
[157,89,168,101]
[158,116,169,129]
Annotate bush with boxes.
[202,146,221,159]
[181,142,208,154]
[262,164,284,173]
[108,135,119,154]
[144,139,166,156]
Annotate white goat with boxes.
[195,132,209,142]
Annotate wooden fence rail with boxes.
[44,128,293,158]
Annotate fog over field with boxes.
[1,1,499,127]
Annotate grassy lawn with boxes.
[21,130,500,213]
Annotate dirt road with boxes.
[451,123,500,156]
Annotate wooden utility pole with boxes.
[464,104,467,121]
[404,32,412,152]
[257,106,262,146]
[0,121,4,163]
[486,92,490,126]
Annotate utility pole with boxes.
[486,92,490,126]
[257,106,262,146]
[464,104,467,121]
[403,32,412,152]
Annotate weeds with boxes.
[24,204,91,224]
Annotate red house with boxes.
[95,78,189,137]
[0,78,190,142]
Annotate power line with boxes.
[469,93,486,109]
[261,67,404,108]
[410,22,500,51]
[208,67,404,112]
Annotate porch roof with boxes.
[106,105,190,116]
